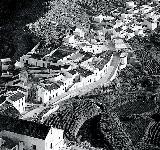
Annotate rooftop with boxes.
[9,92,25,102]
[43,82,60,91]
[76,66,94,78]
[0,101,21,118]
[0,114,52,139]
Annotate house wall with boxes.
[37,86,46,103]
[0,130,45,150]
[7,96,25,114]
[45,128,64,150]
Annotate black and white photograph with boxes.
[0,0,160,149]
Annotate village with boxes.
[0,0,160,150]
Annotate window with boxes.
[50,143,53,149]
[32,145,36,150]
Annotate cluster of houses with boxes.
[0,114,65,150]
[2,0,160,149]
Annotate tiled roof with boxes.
[44,83,60,91]
[76,67,93,78]
[0,101,21,118]
[9,92,25,102]
[0,114,51,139]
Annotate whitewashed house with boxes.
[0,115,65,150]
[37,81,65,103]
[6,91,26,114]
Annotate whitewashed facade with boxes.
[0,126,64,150]
[6,92,26,114]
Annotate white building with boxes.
[0,115,65,150]
[37,81,65,104]
[6,91,26,114]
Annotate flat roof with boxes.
[9,92,25,102]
